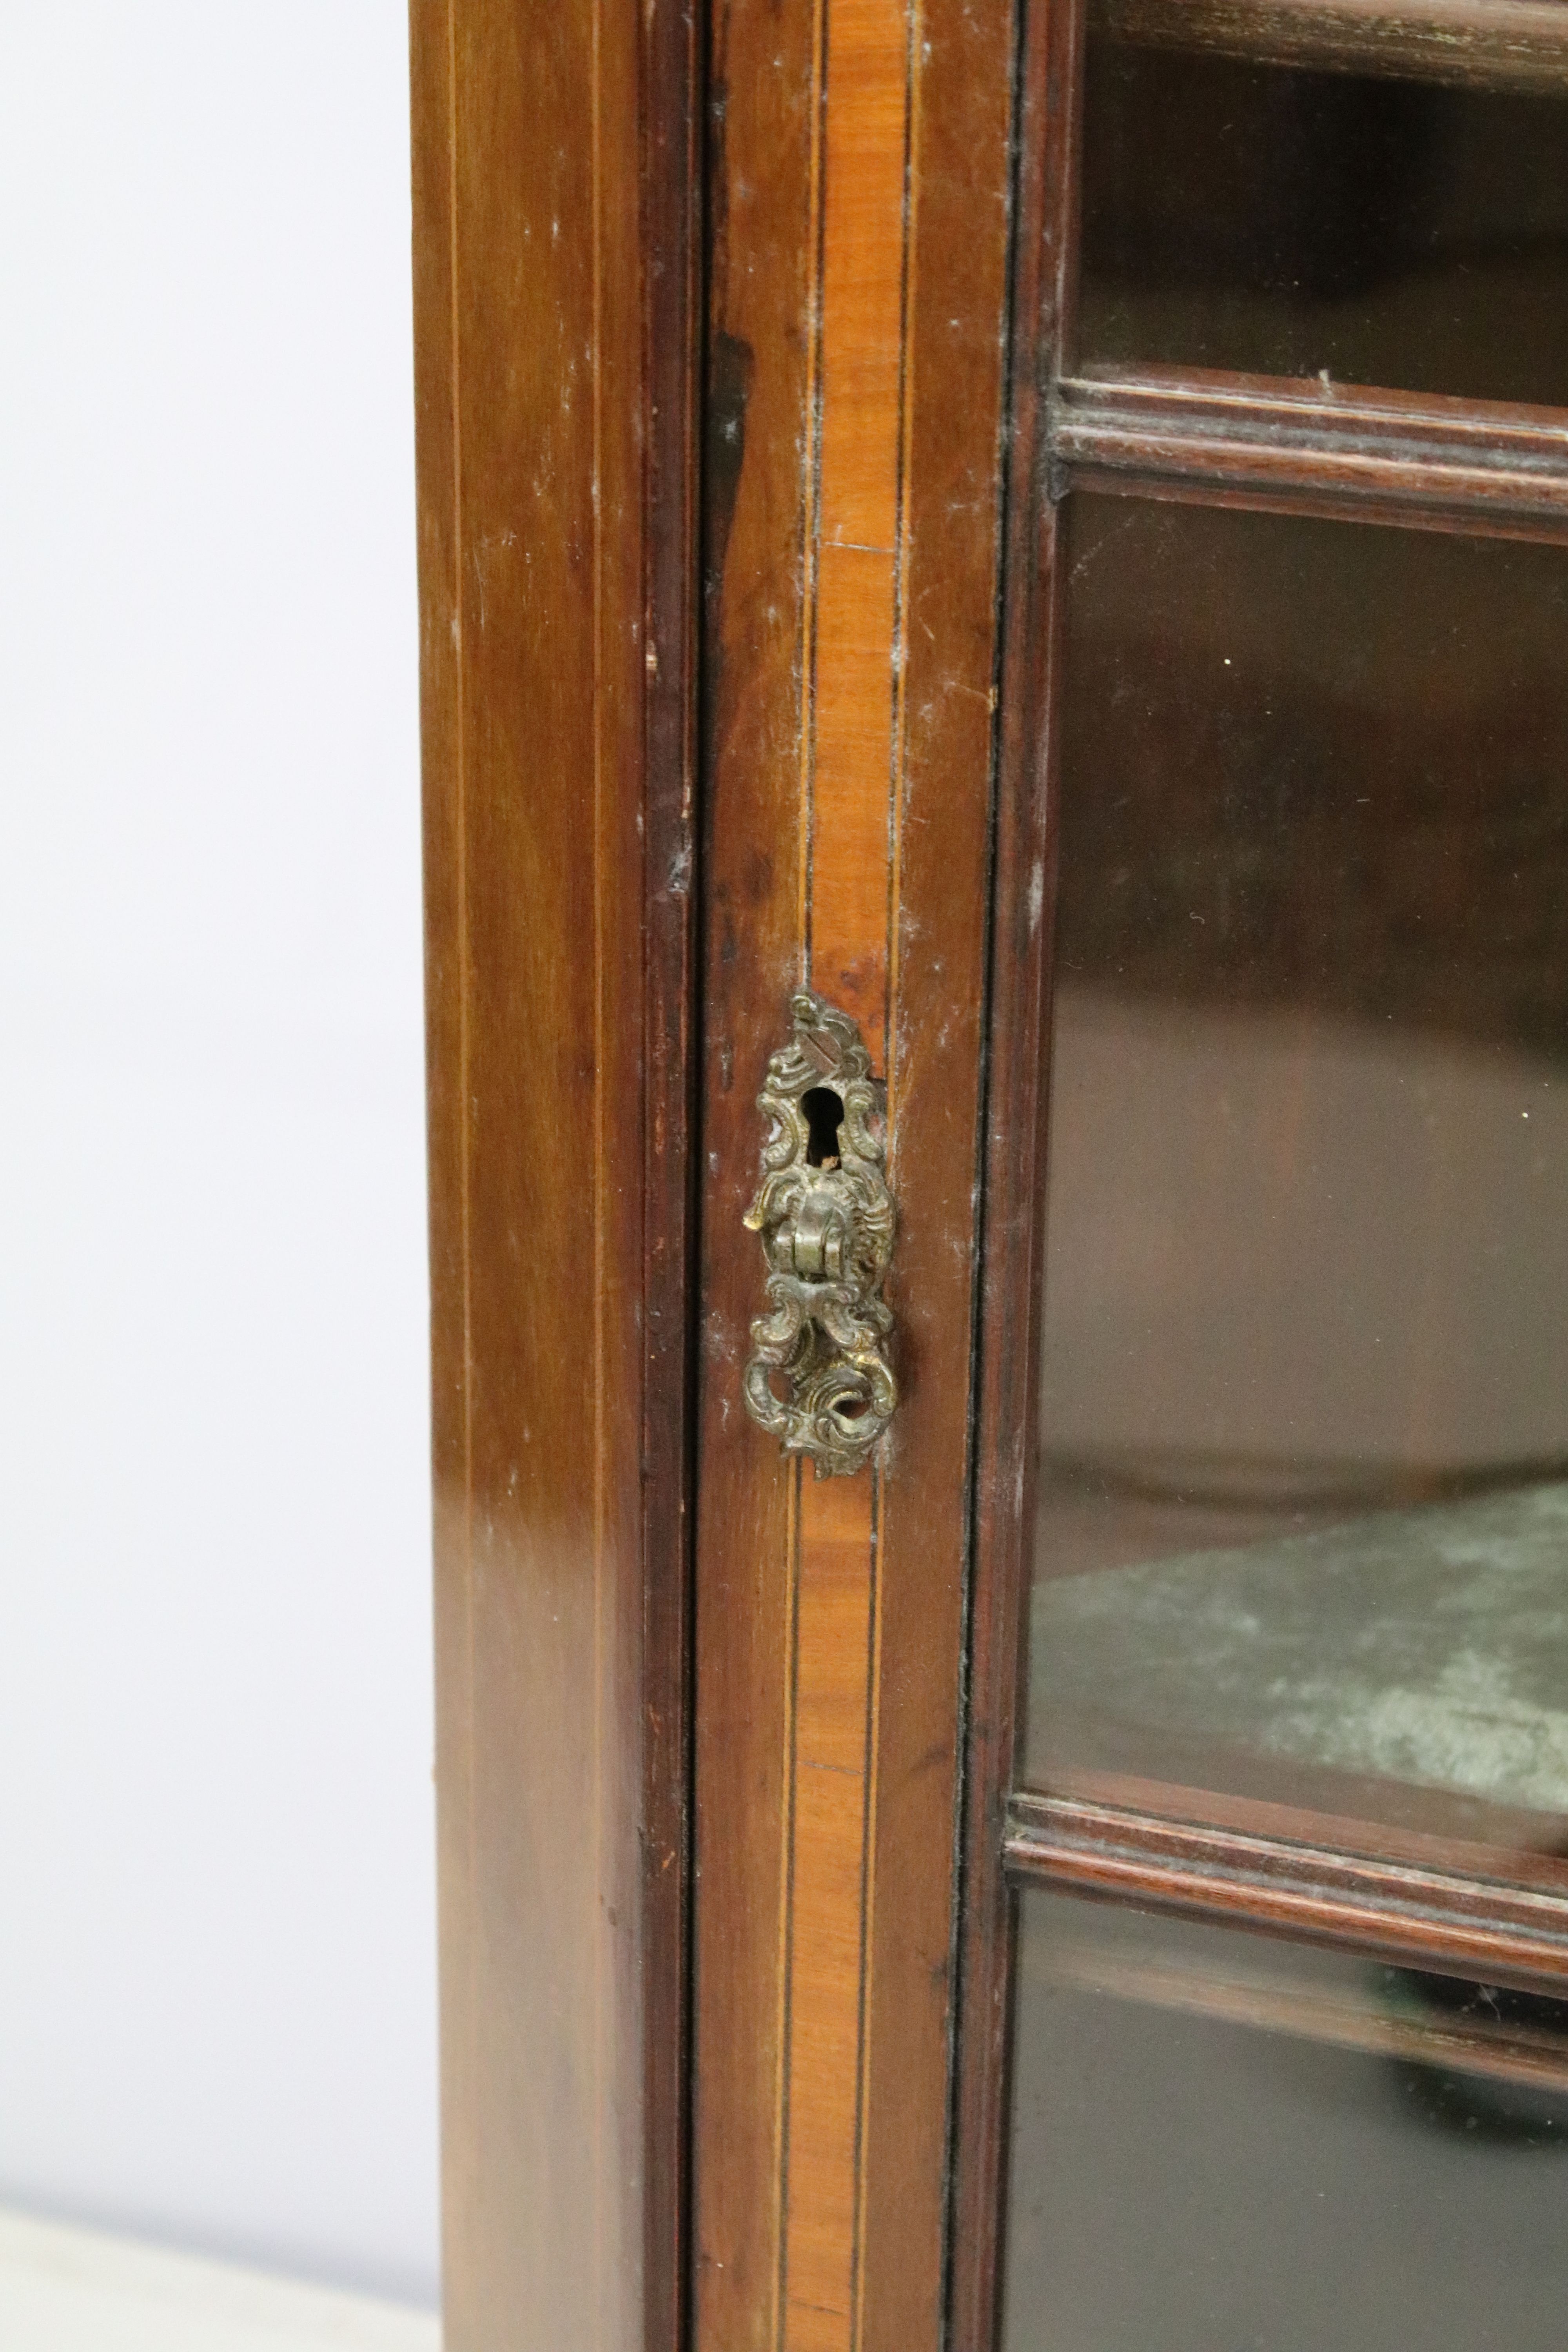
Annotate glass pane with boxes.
[1027,494,1568,1870]
[1004,1891,1568,2352]
[1079,42,1568,408]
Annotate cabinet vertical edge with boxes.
[409,1,701,2345]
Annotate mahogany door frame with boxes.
[687,0,1021,2347]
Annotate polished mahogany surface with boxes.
[691,0,1012,2344]
[410,0,698,2345]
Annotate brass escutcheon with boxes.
[741,988,897,1477]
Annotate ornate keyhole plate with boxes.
[741,988,898,1477]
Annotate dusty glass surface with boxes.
[1004,1892,1568,2352]
[1078,42,1568,407]
[1027,495,1568,1866]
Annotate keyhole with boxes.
[802,1086,845,1167]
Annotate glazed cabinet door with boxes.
[958,2,1568,2347]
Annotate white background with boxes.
[0,2,438,2308]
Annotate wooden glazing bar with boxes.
[1092,0,1568,94]
[1005,1791,1568,1995]
[1052,370,1568,543]
[1043,1765,1568,1896]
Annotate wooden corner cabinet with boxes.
[408,0,1568,2344]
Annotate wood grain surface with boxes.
[410,0,697,2345]
[693,0,1016,2344]
[1006,1790,1568,1995]
[1054,368,1568,545]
